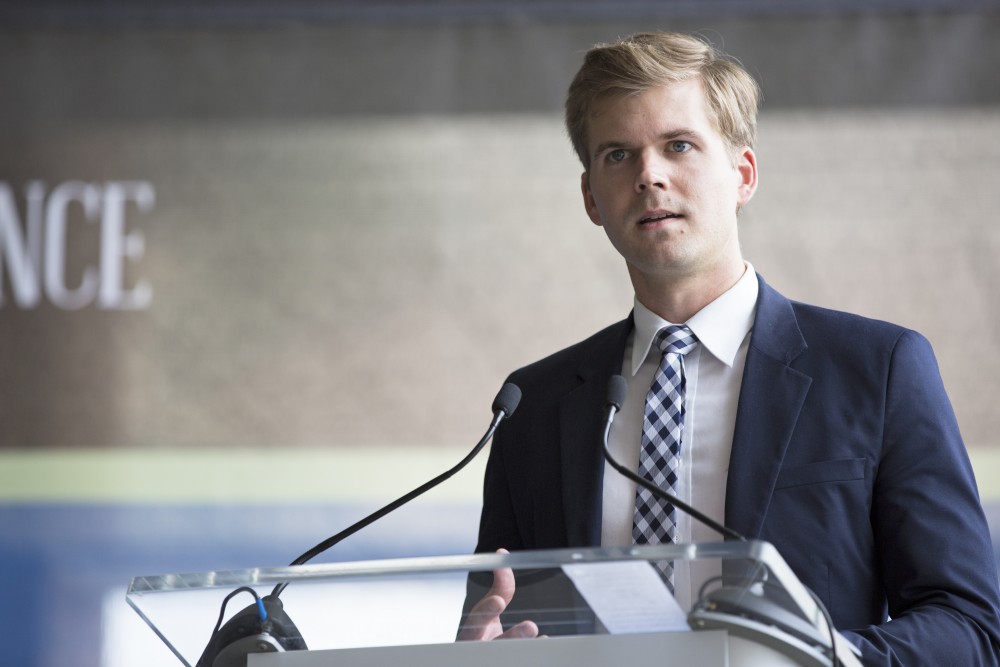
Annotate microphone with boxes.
[601,374,744,542]
[197,382,522,667]
[602,376,849,666]
[280,381,521,572]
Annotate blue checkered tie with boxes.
[632,325,699,591]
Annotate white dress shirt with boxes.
[600,263,758,611]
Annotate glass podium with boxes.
[126,540,860,667]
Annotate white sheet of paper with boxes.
[562,561,690,634]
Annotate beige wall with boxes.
[2,13,998,451]
[2,108,998,449]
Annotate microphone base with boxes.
[197,594,307,667]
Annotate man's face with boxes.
[581,78,757,288]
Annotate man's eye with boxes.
[671,141,692,153]
[608,149,627,162]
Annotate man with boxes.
[461,32,1000,665]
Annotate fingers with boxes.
[458,548,541,642]
[458,603,539,642]
[498,620,540,640]
[469,593,507,623]
[486,549,516,606]
[456,593,508,641]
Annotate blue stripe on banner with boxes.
[0,501,480,667]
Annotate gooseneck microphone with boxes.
[198,383,522,667]
[602,375,849,666]
[278,382,522,577]
[601,374,745,542]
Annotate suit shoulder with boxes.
[785,300,937,369]
[789,300,920,344]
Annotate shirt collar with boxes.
[630,263,759,375]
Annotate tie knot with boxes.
[654,325,698,357]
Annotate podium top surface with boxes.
[126,541,827,667]
[130,540,788,592]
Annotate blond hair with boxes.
[565,32,761,168]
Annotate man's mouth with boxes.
[639,211,682,224]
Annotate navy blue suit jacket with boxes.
[476,275,1000,666]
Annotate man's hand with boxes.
[457,549,540,641]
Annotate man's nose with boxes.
[635,151,669,192]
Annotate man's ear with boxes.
[735,146,758,207]
[581,171,603,226]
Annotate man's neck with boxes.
[631,261,747,323]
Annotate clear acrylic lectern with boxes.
[127,540,860,667]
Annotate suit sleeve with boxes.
[842,330,1000,666]
[474,417,526,554]
[464,411,597,637]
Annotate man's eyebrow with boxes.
[660,128,703,142]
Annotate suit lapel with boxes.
[726,277,812,539]
[559,318,633,547]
